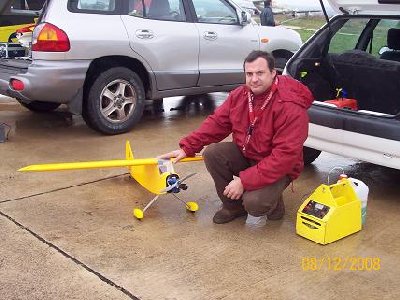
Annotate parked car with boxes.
[285,0,400,170]
[0,0,302,135]
[0,0,43,42]
[15,23,35,48]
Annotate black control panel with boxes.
[302,200,330,219]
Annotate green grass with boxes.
[273,15,400,56]
[254,14,400,58]
[277,15,326,42]
[253,15,327,42]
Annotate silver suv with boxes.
[0,0,302,134]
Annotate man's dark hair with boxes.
[264,0,272,7]
[243,50,275,71]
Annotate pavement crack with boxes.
[0,209,140,300]
[0,172,129,204]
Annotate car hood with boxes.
[326,0,400,15]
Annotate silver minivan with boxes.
[0,0,302,134]
[285,0,400,170]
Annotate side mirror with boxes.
[240,11,251,25]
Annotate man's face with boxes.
[245,57,276,95]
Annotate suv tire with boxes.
[303,146,321,165]
[83,67,145,135]
[20,101,61,112]
[274,57,289,74]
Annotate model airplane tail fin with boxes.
[126,140,134,160]
[126,140,136,178]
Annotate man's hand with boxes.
[223,177,244,200]
[158,149,187,163]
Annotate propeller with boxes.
[161,173,197,193]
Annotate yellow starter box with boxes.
[296,178,361,245]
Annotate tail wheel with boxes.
[83,67,145,135]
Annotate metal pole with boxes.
[142,194,160,212]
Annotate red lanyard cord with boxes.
[242,77,278,153]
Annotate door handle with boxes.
[203,31,217,40]
[136,29,154,39]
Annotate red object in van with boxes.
[324,98,358,110]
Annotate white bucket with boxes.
[349,178,369,225]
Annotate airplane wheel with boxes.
[133,208,144,219]
[186,201,198,212]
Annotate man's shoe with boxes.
[267,197,285,220]
[213,207,247,224]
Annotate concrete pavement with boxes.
[1,95,400,299]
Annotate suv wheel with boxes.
[274,57,289,74]
[20,101,61,112]
[83,67,145,135]
[303,146,321,165]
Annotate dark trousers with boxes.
[203,142,290,216]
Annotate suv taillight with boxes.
[32,23,70,52]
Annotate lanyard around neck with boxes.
[242,77,278,153]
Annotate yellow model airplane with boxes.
[19,141,203,220]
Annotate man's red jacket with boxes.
[179,75,314,191]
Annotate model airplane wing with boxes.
[18,157,203,172]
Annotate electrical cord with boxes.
[327,166,345,185]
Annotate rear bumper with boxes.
[0,59,90,104]
[0,58,30,95]
[305,115,400,170]
[306,103,400,169]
